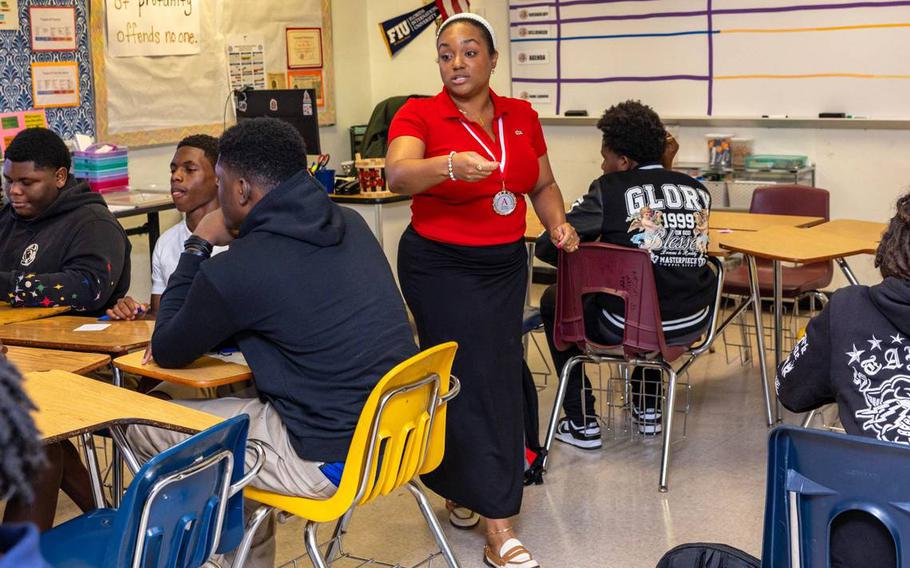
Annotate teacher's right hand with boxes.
[452,152,500,183]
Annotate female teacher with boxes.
[386,13,578,568]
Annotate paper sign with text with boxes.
[105,0,200,58]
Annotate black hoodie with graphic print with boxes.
[0,178,131,316]
[151,170,418,463]
[777,277,910,442]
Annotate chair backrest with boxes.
[554,243,686,361]
[331,342,458,511]
[750,184,830,220]
[762,426,910,567]
[105,415,250,568]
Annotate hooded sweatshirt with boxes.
[152,170,418,463]
[0,178,131,316]
[777,277,910,442]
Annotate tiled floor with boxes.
[44,286,799,568]
[270,299,785,568]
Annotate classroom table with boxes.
[113,351,252,389]
[719,225,875,422]
[25,370,221,443]
[6,346,110,375]
[103,189,176,252]
[806,220,886,284]
[0,303,69,325]
[0,315,154,356]
[709,211,825,232]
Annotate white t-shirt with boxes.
[151,221,227,295]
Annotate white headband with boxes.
[437,12,497,52]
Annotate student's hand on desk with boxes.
[141,345,153,365]
[194,209,235,247]
[452,151,500,183]
[106,297,149,320]
[550,223,580,253]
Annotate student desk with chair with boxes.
[6,346,110,375]
[718,220,886,423]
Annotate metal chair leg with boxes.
[542,355,587,472]
[801,409,818,428]
[231,504,274,568]
[406,481,462,568]
[305,520,330,568]
[659,366,677,493]
[79,433,106,509]
[324,508,355,563]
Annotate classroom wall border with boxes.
[539,116,910,130]
[90,0,336,147]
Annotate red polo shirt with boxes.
[389,88,547,246]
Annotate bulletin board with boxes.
[509,0,910,119]
[90,0,336,147]
[0,0,95,139]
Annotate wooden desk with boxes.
[0,316,153,356]
[113,351,252,389]
[24,370,221,444]
[6,346,110,375]
[809,219,886,250]
[0,303,69,325]
[718,226,873,264]
[719,225,874,423]
[710,211,824,232]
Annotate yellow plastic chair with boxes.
[232,342,461,568]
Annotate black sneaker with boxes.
[554,416,602,449]
[632,407,662,435]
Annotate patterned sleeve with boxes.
[776,305,835,412]
[3,220,127,312]
[388,100,428,143]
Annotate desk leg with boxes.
[747,256,774,427]
[374,204,384,248]
[110,426,142,475]
[147,211,161,254]
[773,259,783,423]
[835,257,860,286]
[111,366,124,507]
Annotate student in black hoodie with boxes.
[127,118,417,567]
[775,194,910,568]
[0,128,130,316]
[536,101,714,448]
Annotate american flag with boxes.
[435,0,470,20]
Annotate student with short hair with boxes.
[536,100,714,448]
[776,193,910,568]
[127,118,417,567]
[0,128,130,316]
[106,134,225,320]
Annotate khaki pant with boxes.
[127,395,337,567]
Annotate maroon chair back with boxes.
[750,185,830,220]
[554,243,687,362]
[749,184,834,289]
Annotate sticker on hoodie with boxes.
[20,244,38,267]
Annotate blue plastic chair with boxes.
[762,425,910,567]
[40,415,265,568]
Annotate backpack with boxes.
[656,543,760,568]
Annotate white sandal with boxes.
[483,537,540,568]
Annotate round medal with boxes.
[493,189,517,216]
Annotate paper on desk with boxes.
[74,323,110,332]
[106,205,134,212]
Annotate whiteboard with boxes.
[509,0,910,118]
[90,0,335,146]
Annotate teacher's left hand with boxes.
[550,222,580,253]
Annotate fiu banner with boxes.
[380,1,470,57]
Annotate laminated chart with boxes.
[510,1,910,118]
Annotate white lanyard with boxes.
[459,117,507,176]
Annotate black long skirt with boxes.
[398,226,527,519]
